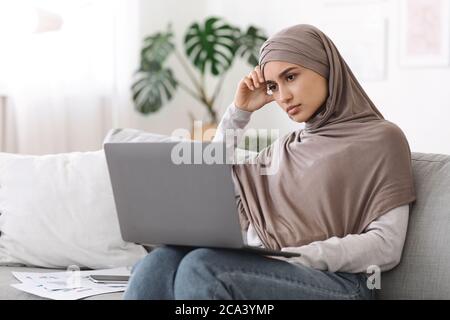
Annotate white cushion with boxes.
[0,150,147,269]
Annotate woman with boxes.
[123,24,416,300]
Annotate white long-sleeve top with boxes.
[213,103,410,274]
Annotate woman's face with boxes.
[263,61,329,123]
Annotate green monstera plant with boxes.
[131,17,268,125]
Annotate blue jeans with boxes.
[123,246,375,300]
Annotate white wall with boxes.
[130,0,450,154]
[120,0,209,136]
[2,0,448,154]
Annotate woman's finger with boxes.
[250,71,260,88]
[255,66,264,83]
[243,77,254,90]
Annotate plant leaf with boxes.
[235,26,268,66]
[184,17,237,76]
[132,61,178,114]
[140,25,175,71]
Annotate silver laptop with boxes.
[104,141,300,258]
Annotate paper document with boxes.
[11,266,132,300]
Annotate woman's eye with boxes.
[287,74,296,81]
[266,84,277,92]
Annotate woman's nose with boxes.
[278,86,293,103]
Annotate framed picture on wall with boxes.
[399,0,450,67]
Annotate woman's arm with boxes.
[212,103,259,164]
[280,204,410,273]
[213,65,273,161]
[212,103,252,144]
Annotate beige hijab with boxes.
[231,24,416,250]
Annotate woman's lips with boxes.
[287,105,301,116]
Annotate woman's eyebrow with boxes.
[265,67,298,84]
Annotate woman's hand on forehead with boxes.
[233,66,274,113]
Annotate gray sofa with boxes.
[0,152,449,300]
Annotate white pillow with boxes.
[0,150,147,269]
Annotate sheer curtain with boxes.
[0,0,139,154]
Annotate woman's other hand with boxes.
[234,66,275,113]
